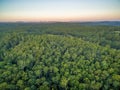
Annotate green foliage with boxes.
[0,23,120,90]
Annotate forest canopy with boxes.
[0,22,120,90]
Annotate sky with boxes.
[0,0,120,22]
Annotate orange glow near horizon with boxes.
[0,14,120,22]
[0,0,120,22]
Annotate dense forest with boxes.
[0,22,120,90]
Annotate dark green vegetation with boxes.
[0,22,120,90]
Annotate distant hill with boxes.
[0,21,120,26]
[78,21,120,26]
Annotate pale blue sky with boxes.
[0,0,120,21]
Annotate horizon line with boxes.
[0,20,120,23]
